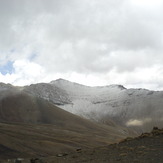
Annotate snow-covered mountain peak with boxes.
[51,78,126,89]
[50,79,126,95]
[50,78,88,89]
[48,79,163,132]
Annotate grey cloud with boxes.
[0,0,163,89]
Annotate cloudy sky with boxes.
[0,0,163,90]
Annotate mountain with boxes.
[23,82,71,105]
[1,79,163,133]
[0,91,116,129]
[23,79,163,133]
[0,91,133,160]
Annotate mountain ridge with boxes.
[1,79,163,133]
[50,78,127,90]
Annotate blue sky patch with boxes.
[29,53,37,61]
[0,61,14,75]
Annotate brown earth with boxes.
[27,127,163,163]
[0,122,129,160]
[1,128,163,163]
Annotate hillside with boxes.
[33,128,163,163]
[1,127,163,163]
[0,92,133,160]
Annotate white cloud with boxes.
[0,60,45,86]
[129,0,162,8]
[0,0,163,89]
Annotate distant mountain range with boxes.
[1,78,163,133]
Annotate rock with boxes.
[30,158,40,163]
[153,127,159,130]
[57,153,68,157]
[15,158,24,163]
[76,148,82,152]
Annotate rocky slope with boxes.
[25,79,163,133]
[42,127,163,163]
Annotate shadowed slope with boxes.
[0,92,121,131]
